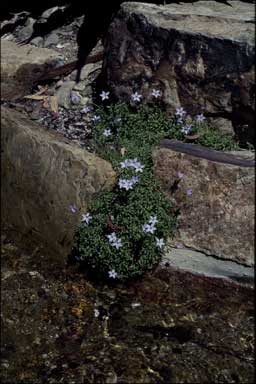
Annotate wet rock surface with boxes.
[1,231,254,384]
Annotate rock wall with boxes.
[1,107,116,262]
[102,1,255,145]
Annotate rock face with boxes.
[102,1,255,144]
[153,142,255,266]
[1,107,116,261]
[1,40,64,100]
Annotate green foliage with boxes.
[71,101,239,281]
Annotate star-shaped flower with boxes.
[94,308,100,318]
[81,212,92,225]
[155,237,165,249]
[195,113,206,123]
[92,115,101,123]
[99,91,110,100]
[142,223,156,234]
[186,188,193,197]
[175,107,186,118]
[103,129,112,137]
[112,238,122,250]
[149,215,158,226]
[131,91,142,102]
[81,105,92,114]
[181,124,192,135]
[107,232,117,243]
[151,89,161,98]
[108,269,117,279]
[70,92,81,104]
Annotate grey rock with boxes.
[1,106,116,263]
[30,36,44,47]
[1,40,63,100]
[153,144,255,266]
[161,247,254,288]
[56,81,76,109]
[44,32,59,47]
[102,1,255,145]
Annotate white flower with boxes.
[155,237,165,249]
[151,89,161,98]
[112,238,122,250]
[94,308,100,318]
[118,178,138,191]
[120,158,144,173]
[81,106,92,114]
[130,175,139,184]
[149,215,158,226]
[175,107,186,118]
[181,124,192,135]
[131,302,141,308]
[92,115,101,123]
[107,232,117,243]
[142,223,156,234]
[103,129,112,137]
[195,113,206,123]
[100,91,110,101]
[108,269,117,279]
[131,91,142,102]
[81,212,92,225]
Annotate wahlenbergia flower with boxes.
[100,91,110,101]
[81,212,92,225]
[131,91,142,102]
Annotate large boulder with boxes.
[102,1,255,145]
[1,40,64,100]
[153,141,255,266]
[1,107,116,262]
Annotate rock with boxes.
[102,1,255,145]
[55,81,76,109]
[17,17,36,42]
[1,106,116,263]
[44,32,59,47]
[161,248,254,288]
[30,36,44,47]
[1,40,63,100]
[152,143,255,266]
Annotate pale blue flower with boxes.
[81,105,92,114]
[149,215,158,226]
[155,237,165,249]
[142,223,156,234]
[195,113,206,123]
[92,115,101,123]
[100,91,110,101]
[186,188,193,196]
[131,91,142,102]
[112,238,122,250]
[94,308,100,318]
[151,89,161,98]
[81,212,92,225]
[103,129,112,137]
[181,124,192,135]
[107,232,117,243]
[175,107,186,118]
[108,269,117,279]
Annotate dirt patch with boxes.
[1,229,254,383]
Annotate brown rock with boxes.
[1,40,63,101]
[102,1,255,144]
[1,107,116,262]
[153,143,255,266]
